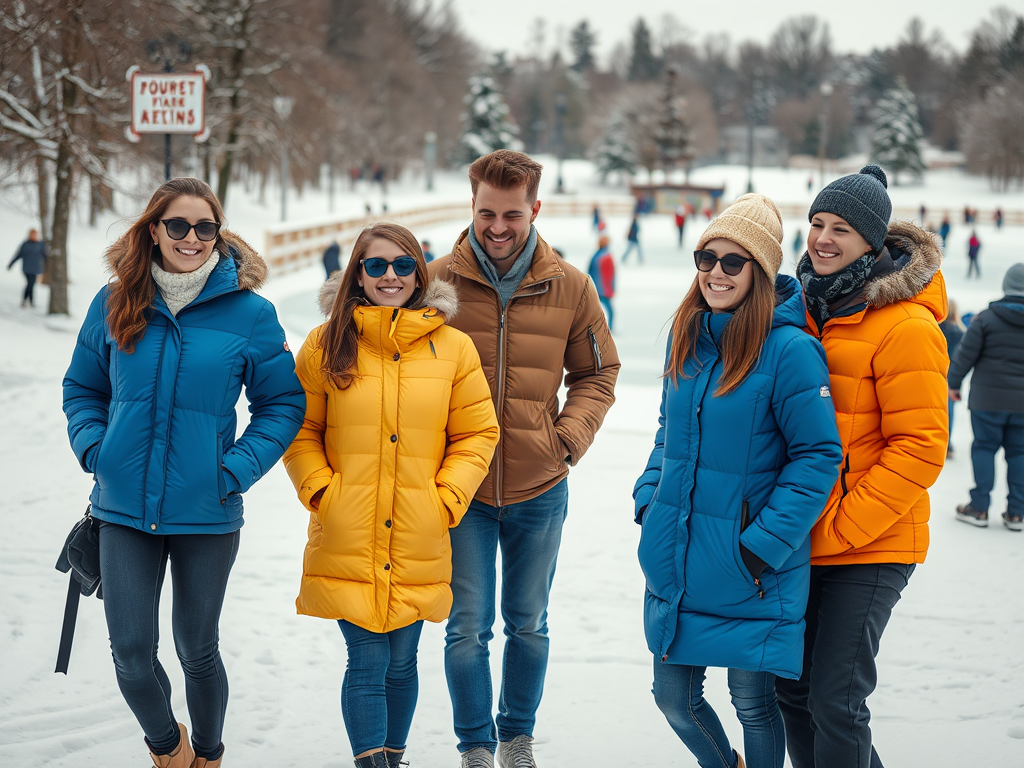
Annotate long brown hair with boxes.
[319,223,428,388]
[665,263,777,396]
[106,178,225,352]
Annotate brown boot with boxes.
[191,753,224,768]
[734,750,746,768]
[149,723,195,768]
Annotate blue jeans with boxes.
[776,563,914,768]
[969,409,1024,516]
[337,620,424,756]
[98,521,239,760]
[444,479,569,752]
[947,398,956,450]
[622,240,643,263]
[653,663,785,768]
[598,295,614,332]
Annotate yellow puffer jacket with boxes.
[807,221,949,566]
[284,279,499,632]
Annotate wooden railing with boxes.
[263,197,637,274]
[264,198,1018,275]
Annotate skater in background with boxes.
[592,204,601,231]
[776,165,948,768]
[323,239,342,279]
[792,229,803,261]
[421,240,436,263]
[949,263,1024,532]
[938,215,951,249]
[622,214,643,264]
[940,297,966,460]
[967,230,981,278]
[7,228,46,308]
[674,204,687,248]
[633,194,842,768]
[63,177,306,768]
[588,234,616,331]
[284,223,499,768]
[994,208,1003,230]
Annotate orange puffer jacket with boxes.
[807,221,949,566]
[429,229,619,507]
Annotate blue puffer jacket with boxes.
[63,233,305,535]
[632,275,842,679]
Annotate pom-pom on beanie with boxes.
[809,164,892,253]
[697,193,784,281]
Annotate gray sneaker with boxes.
[497,735,536,768]
[460,747,494,768]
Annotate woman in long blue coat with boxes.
[63,178,305,768]
[633,194,842,768]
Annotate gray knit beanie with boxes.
[1003,263,1024,298]
[809,164,892,253]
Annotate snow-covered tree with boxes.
[593,112,637,183]
[870,80,926,184]
[460,73,523,161]
[655,66,693,176]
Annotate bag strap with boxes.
[54,572,81,675]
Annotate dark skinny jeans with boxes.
[98,521,239,759]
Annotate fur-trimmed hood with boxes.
[865,220,944,315]
[318,274,459,320]
[106,230,268,291]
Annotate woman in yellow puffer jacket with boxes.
[775,166,948,768]
[284,223,498,768]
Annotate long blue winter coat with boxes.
[63,233,305,535]
[632,275,842,679]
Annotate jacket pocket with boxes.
[734,500,760,591]
[587,325,602,374]
[839,453,851,498]
[216,433,227,504]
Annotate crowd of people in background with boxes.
[15,149,1014,768]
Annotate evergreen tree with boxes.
[655,66,693,175]
[870,80,926,184]
[593,112,637,182]
[628,18,661,82]
[570,20,597,73]
[460,72,523,161]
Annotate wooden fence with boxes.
[263,198,638,274]
[264,198,1020,275]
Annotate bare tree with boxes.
[769,16,832,99]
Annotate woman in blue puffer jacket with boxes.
[632,194,842,768]
[62,178,305,768]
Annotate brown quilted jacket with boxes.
[428,228,619,506]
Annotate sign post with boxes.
[126,65,210,179]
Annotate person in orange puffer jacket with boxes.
[775,165,949,768]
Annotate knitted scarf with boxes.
[151,253,220,316]
[797,251,874,333]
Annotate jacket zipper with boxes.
[587,326,602,374]
[839,453,850,497]
[495,307,508,506]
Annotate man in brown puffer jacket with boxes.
[428,150,619,768]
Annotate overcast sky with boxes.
[448,0,1012,62]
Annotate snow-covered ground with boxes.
[1,159,1022,766]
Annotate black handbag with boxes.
[54,504,103,674]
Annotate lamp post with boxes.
[554,92,567,194]
[146,35,192,181]
[424,131,437,192]
[273,96,294,222]
[818,81,833,188]
[745,68,764,194]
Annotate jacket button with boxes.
[384,563,391,570]
[150,524,157,531]
[385,519,392,528]
[390,434,397,443]
[393,352,400,361]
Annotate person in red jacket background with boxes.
[588,234,616,331]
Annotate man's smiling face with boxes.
[472,182,541,276]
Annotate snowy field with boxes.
[1,158,1022,766]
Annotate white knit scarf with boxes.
[151,253,221,316]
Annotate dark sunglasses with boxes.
[160,218,220,242]
[693,249,754,276]
[361,255,417,278]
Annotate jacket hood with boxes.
[106,230,268,291]
[318,274,459,320]
[990,296,1024,327]
[865,220,945,320]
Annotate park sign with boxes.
[125,64,211,143]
